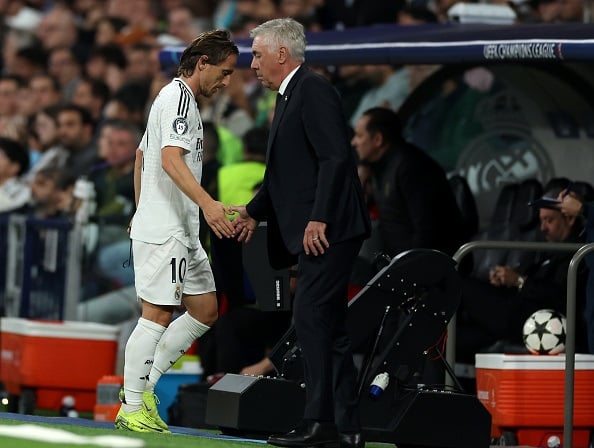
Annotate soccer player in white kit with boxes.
[115,30,238,433]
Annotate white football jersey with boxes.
[131,78,204,248]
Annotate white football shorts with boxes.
[133,237,215,305]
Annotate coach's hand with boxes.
[230,205,257,242]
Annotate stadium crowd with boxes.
[0,0,591,381]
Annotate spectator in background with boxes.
[0,137,30,213]
[105,0,159,36]
[396,6,441,93]
[146,45,173,105]
[349,64,410,128]
[213,123,245,166]
[334,65,374,124]
[199,81,255,138]
[94,16,129,46]
[71,0,109,41]
[1,28,38,77]
[278,0,323,31]
[3,0,42,34]
[72,76,111,124]
[27,166,76,219]
[12,45,48,81]
[219,126,268,208]
[165,5,205,45]
[27,73,62,116]
[124,43,155,83]
[351,107,465,258]
[0,74,27,144]
[48,46,82,103]
[89,119,140,290]
[56,104,99,176]
[85,43,128,94]
[91,119,138,222]
[213,0,258,29]
[103,81,151,130]
[26,105,68,182]
[36,4,88,61]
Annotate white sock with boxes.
[148,312,210,388]
[122,318,166,412]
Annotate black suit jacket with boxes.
[247,66,371,269]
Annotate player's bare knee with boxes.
[188,308,217,327]
[203,309,218,327]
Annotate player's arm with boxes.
[161,145,234,238]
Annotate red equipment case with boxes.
[0,317,119,413]
[475,353,594,447]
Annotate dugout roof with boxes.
[159,22,594,69]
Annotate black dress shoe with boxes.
[339,432,364,448]
[267,421,339,447]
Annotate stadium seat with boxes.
[448,174,479,242]
[470,183,520,281]
[505,178,544,271]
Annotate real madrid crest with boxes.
[173,117,189,135]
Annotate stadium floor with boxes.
[0,411,267,443]
[1,411,567,448]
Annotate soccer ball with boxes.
[522,309,566,355]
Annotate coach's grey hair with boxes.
[250,18,306,63]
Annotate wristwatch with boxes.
[516,275,526,291]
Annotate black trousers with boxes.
[293,237,363,433]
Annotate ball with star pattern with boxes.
[522,309,566,355]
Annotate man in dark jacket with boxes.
[351,106,465,258]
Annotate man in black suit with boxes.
[231,18,370,448]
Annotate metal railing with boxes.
[447,240,594,448]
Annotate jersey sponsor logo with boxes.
[173,117,189,135]
[168,134,191,143]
